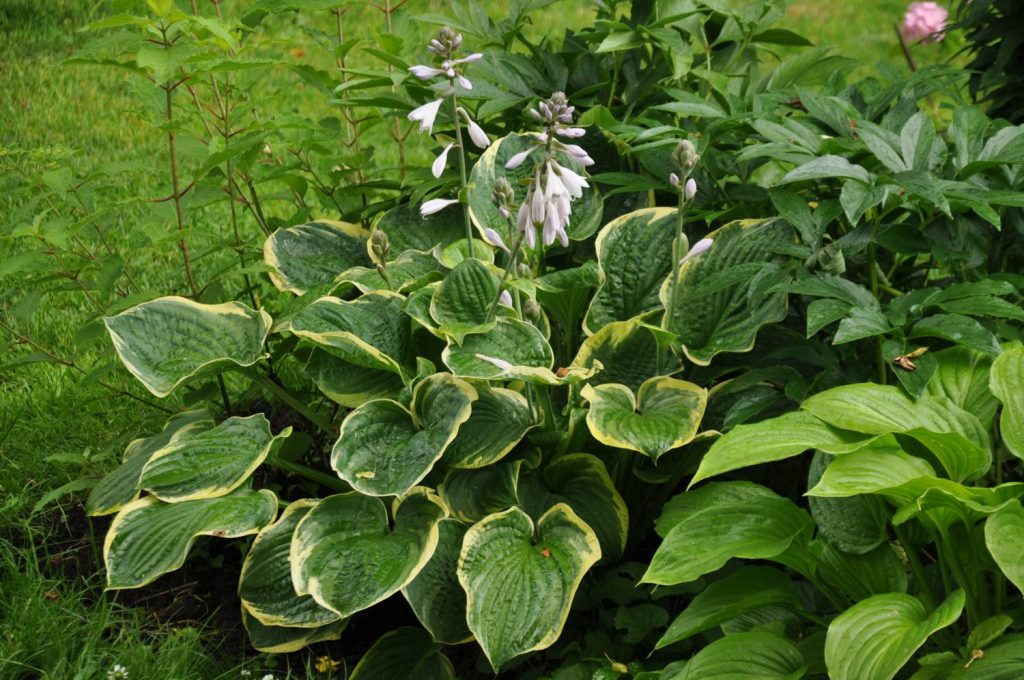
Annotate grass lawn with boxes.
[0,0,934,676]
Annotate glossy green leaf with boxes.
[104,488,278,589]
[441,385,532,469]
[664,631,807,680]
[331,373,477,496]
[811,540,908,601]
[303,349,404,408]
[290,491,447,617]
[932,633,1024,679]
[375,202,464,254]
[350,627,455,680]
[571,319,668,393]
[584,207,680,334]
[241,604,347,653]
[807,453,888,554]
[780,154,871,184]
[429,258,500,340]
[985,501,1024,595]
[440,462,521,523]
[403,520,472,644]
[337,249,444,294]
[991,346,1024,460]
[661,218,792,365]
[139,414,289,502]
[458,504,601,670]
[910,313,1001,357]
[105,297,271,397]
[238,500,342,628]
[581,377,707,460]
[824,590,964,680]
[807,440,935,497]
[443,317,585,385]
[263,220,370,294]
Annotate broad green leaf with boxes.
[518,453,629,562]
[290,491,447,617]
[824,591,965,680]
[87,410,214,516]
[807,452,888,554]
[811,540,908,601]
[656,567,800,649]
[931,633,1024,679]
[584,207,680,334]
[238,500,342,628]
[808,440,935,497]
[644,482,813,585]
[303,349,404,408]
[350,628,455,680]
[910,314,1001,357]
[779,154,872,184]
[331,374,477,496]
[288,292,413,377]
[104,488,278,589]
[535,261,599,336]
[436,238,496,268]
[900,112,941,172]
[263,220,370,294]
[892,481,1024,527]
[441,462,521,523]
[468,133,603,244]
[336,249,444,294]
[985,502,1024,595]
[241,604,347,653]
[105,297,271,397]
[664,631,807,680]
[458,504,601,670]
[571,319,669,393]
[375,202,464,254]
[139,414,290,502]
[692,410,873,485]
[661,218,792,365]
[429,258,500,340]
[403,520,472,644]
[441,385,532,469]
[443,317,584,385]
[581,377,706,460]
[990,347,1024,460]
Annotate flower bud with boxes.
[370,230,390,262]
[672,139,699,172]
[684,178,697,201]
[669,172,680,187]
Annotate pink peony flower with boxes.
[901,2,948,44]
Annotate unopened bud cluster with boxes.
[668,139,700,202]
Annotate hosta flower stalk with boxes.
[662,139,702,370]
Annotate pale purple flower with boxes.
[458,108,490,149]
[555,127,586,138]
[432,142,454,178]
[420,198,459,216]
[684,178,697,201]
[498,290,513,307]
[458,75,473,90]
[475,353,513,371]
[669,172,680,187]
[408,65,445,80]
[680,238,713,265]
[516,202,536,248]
[408,98,444,134]
[505,146,539,170]
[482,227,510,253]
[453,53,483,65]
[559,143,594,166]
[549,160,588,199]
[901,2,948,44]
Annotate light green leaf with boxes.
[571,319,669,393]
[985,501,1024,596]
[584,207,680,334]
[331,374,477,496]
[105,297,271,397]
[263,220,370,295]
[443,317,585,385]
[665,631,807,680]
[241,604,347,653]
[104,488,278,589]
[661,218,792,365]
[581,377,706,460]
[403,520,472,644]
[807,440,935,497]
[239,500,342,628]
[139,414,289,502]
[290,490,447,617]
[429,258,500,341]
[925,347,998,428]
[441,385,532,469]
[824,590,965,680]
[991,346,1024,460]
[303,349,404,408]
[350,627,455,680]
[458,504,601,670]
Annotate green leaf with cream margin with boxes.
[990,346,1024,460]
[403,520,472,644]
[331,374,477,496]
[571,319,670,393]
[288,292,413,379]
[985,501,1024,595]
[584,207,680,334]
[263,220,370,295]
[304,349,404,409]
[139,414,290,503]
[581,377,706,460]
[429,258,500,341]
[241,605,347,654]
[290,490,447,618]
[104,487,278,589]
[239,500,342,629]
[440,385,532,469]
[350,627,456,680]
[105,296,271,397]
[458,504,601,671]
[825,590,965,680]
[660,218,791,365]
[87,409,214,516]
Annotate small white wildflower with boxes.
[476,354,513,371]
[420,198,459,216]
[550,160,589,199]
[107,665,129,680]
[458,75,473,90]
[261,675,274,680]
[432,142,454,178]
[408,98,444,134]
[453,52,484,65]
[680,238,713,265]
[516,202,536,248]
[684,177,697,201]
[464,114,490,149]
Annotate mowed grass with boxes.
[0,0,934,676]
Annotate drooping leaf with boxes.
[303,349,404,408]
[441,385,532,469]
[263,220,370,295]
[990,347,1024,460]
[105,297,271,397]
[807,440,935,498]
[350,627,456,680]
[104,488,278,589]
[663,631,807,680]
[241,604,347,653]
[403,520,472,644]
[985,501,1024,596]
[824,590,964,680]
[807,452,888,554]
[458,504,601,670]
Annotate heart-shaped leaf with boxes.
[331,373,477,496]
[241,604,347,653]
[350,627,456,680]
[263,220,370,295]
[336,249,444,295]
[303,349,404,408]
[375,202,464,254]
[441,462,522,523]
[663,631,807,680]
[441,385,532,469]
[105,296,271,397]
[458,504,601,670]
[581,377,707,460]
[429,258,500,341]
[403,520,472,644]
[571,319,671,392]
[291,490,447,618]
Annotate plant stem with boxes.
[247,370,334,435]
[449,85,475,258]
[868,214,886,384]
[660,189,687,372]
[487,234,523,320]
[892,521,939,612]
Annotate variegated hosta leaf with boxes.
[303,348,404,408]
[535,261,600,336]
[403,520,472,644]
[441,385,532,469]
[429,258,500,341]
[584,207,680,334]
[581,377,707,460]
[139,414,290,503]
[458,504,601,671]
[288,292,413,379]
[436,238,496,268]
[660,218,792,365]
[331,374,477,496]
[440,461,522,523]
[241,604,347,653]
[350,627,456,680]
[375,202,464,255]
[104,487,278,589]
[87,409,214,516]
[518,453,628,562]
[263,220,370,295]
[571,319,674,392]
[467,133,603,245]
[238,500,342,628]
[336,249,444,295]
[290,490,448,618]
[104,297,272,397]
